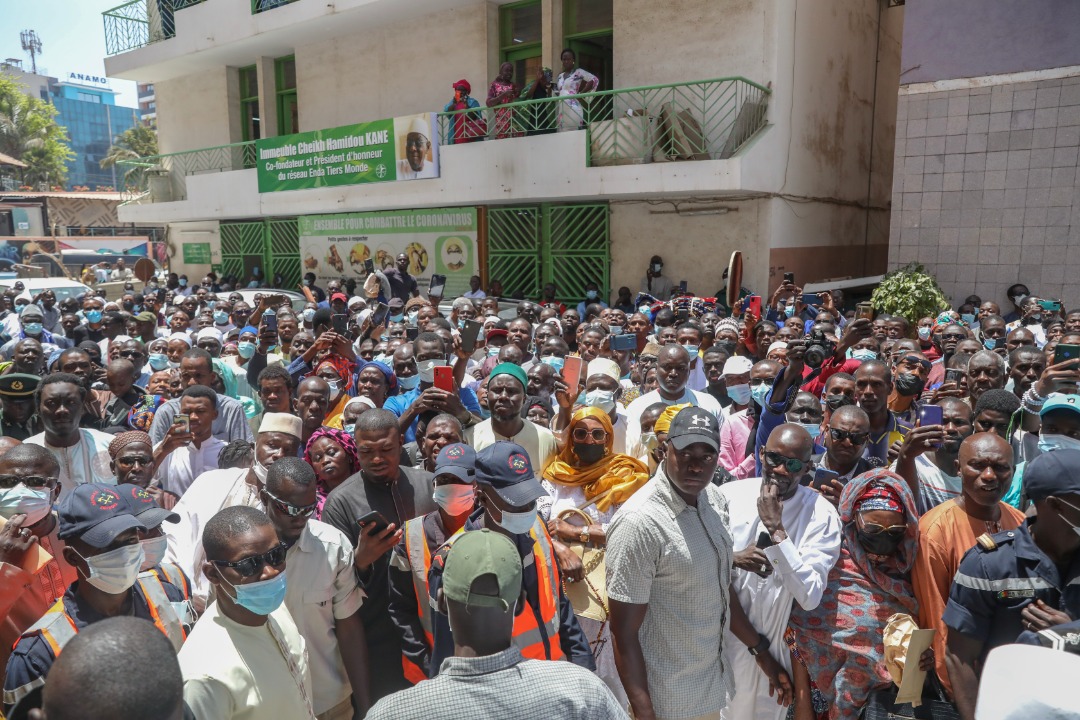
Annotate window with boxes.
[275,55,298,136]
[499,1,542,91]
[78,92,102,104]
[563,0,613,95]
[239,65,260,142]
[564,0,612,36]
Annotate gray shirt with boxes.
[148,394,254,446]
[606,464,735,719]
[366,647,628,720]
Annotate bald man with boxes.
[911,432,1026,697]
[719,424,842,720]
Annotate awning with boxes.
[0,152,27,169]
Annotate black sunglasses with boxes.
[264,489,318,518]
[762,451,808,474]
[829,428,869,445]
[212,542,288,578]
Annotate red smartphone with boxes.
[745,295,762,317]
[561,355,583,393]
[433,365,455,392]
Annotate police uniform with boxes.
[1017,618,1080,654]
[942,518,1080,660]
[0,373,41,441]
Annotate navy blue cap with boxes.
[116,483,179,529]
[1024,449,1080,502]
[58,483,145,548]
[474,441,548,507]
[434,443,476,484]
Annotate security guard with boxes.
[0,373,41,441]
[1017,617,1080,654]
[942,449,1080,720]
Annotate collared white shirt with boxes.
[26,429,115,499]
[154,437,227,497]
[283,520,365,714]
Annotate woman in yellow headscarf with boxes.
[540,405,649,708]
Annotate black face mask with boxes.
[856,529,904,556]
[893,372,925,397]
[573,443,606,466]
[824,395,854,411]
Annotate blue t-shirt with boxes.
[383,385,481,443]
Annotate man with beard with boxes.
[0,373,41,441]
[886,351,931,424]
[894,397,975,514]
[465,364,557,474]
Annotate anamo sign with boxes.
[65,72,109,87]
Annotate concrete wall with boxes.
[168,221,221,279]
[155,68,235,154]
[901,0,1080,84]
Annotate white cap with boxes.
[196,328,223,343]
[167,332,192,347]
[258,412,303,439]
[721,356,753,376]
[975,644,1080,720]
[766,341,788,355]
[348,296,366,310]
[408,115,430,138]
[587,358,620,382]
[344,395,377,413]
[108,335,133,348]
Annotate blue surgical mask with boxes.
[751,382,772,407]
[541,356,565,372]
[22,322,42,335]
[961,313,976,326]
[798,422,822,441]
[585,290,598,300]
[206,300,216,310]
[784,303,796,318]
[343,423,355,435]
[681,343,699,357]
[222,570,287,616]
[148,352,170,371]
[15,304,26,315]
[407,310,419,327]
[487,346,501,357]
[726,383,752,405]
[1037,433,1080,454]
[495,506,537,535]
[918,326,932,341]
[0,483,52,526]
[238,341,257,359]
[179,279,187,287]
[984,338,997,350]
[85,309,103,324]
[303,308,316,323]
[851,348,877,362]
[390,313,405,323]
[373,353,392,366]
[214,310,229,325]
[398,373,420,390]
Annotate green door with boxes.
[220,218,299,288]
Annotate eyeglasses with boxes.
[0,474,58,489]
[858,517,907,538]
[762,451,808,474]
[829,428,870,445]
[571,427,608,443]
[263,489,318,518]
[211,542,288,578]
[118,350,144,359]
[942,333,967,341]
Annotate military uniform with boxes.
[943,518,1080,661]
[0,373,41,441]
[1017,618,1080,654]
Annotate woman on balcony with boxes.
[556,48,598,132]
[487,62,520,139]
[519,66,555,136]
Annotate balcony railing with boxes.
[252,0,301,13]
[437,77,770,166]
[103,0,206,55]
[118,141,256,204]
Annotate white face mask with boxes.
[1037,434,1080,454]
[1056,497,1080,540]
[583,388,616,414]
[433,484,475,516]
[75,544,145,594]
[640,431,658,451]
[417,358,448,384]
[495,506,536,535]
[253,458,269,483]
[0,483,52,526]
[140,535,168,571]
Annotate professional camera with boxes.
[804,329,835,369]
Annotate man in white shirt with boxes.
[149,347,254,446]
[719,423,842,720]
[624,345,724,463]
[178,505,316,720]
[396,116,438,180]
[164,412,302,611]
[466,363,557,474]
[153,384,227,497]
[267,457,370,720]
[461,276,486,300]
[640,255,674,300]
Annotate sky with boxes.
[0,0,139,108]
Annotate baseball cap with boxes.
[330,292,348,304]
[442,528,522,612]
[434,443,477,484]
[1024,449,1080,502]
[58,483,145,548]
[1039,393,1080,418]
[721,356,753,376]
[388,298,405,311]
[668,406,720,452]
[135,311,158,323]
[474,441,547,507]
[116,483,179,529]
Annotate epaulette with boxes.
[976,533,998,551]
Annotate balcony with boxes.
[103,0,206,56]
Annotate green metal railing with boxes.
[103,0,206,55]
[251,0,301,13]
[118,141,256,203]
[437,77,770,165]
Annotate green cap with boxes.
[442,529,522,612]
[0,373,39,397]
[489,362,527,391]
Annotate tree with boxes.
[0,74,73,187]
[870,262,951,325]
[100,122,159,190]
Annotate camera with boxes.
[804,329,835,369]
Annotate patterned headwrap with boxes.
[314,355,357,393]
[357,359,397,395]
[304,426,361,519]
[853,481,905,515]
[126,395,165,432]
[108,430,153,459]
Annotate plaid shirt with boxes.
[365,647,628,719]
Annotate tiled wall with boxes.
[889,75,1080,308]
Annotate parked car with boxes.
[0,278,94,305]
[232,289,309,313]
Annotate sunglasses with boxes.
[762,451,808,474]
[212,542,288,577]
[264,489,318,518]
[0,474,58,489]
[829,428,869,445]
[858,518,907,538]
[941,333,967,341]
[572,427,608,443]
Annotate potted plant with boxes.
[869,262,951,325]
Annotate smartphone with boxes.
[810,467,840,491]
[263,308,277,334]
[756,530,774,549]
[561,355,583,393]
[460,319,483,353]
[1054,343,1080,368]
[745,295,762,317]
[801,293,818,306]
[370,302,389,327]
[679,280,688,294]
[783,272,795,284]
[332,313,348,335]
[357,510,390,534]
[433,365,455,392]
[919,404,943,427]
[945,368,965,386]
[856,302,874,320]
[1038,299,1063,312]
[364,258,375,275]
[172,415,190,445]
[610,333,637,352]
[428,274,446,297]
[406,326,419,341]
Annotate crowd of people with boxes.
[0,252,1078,720]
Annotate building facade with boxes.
[104,0,904,302]
[138,82,157,122]
[889,0,1080,308]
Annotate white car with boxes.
[0,278,94,305]
[232,289,309,313]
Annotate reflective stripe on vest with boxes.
[136,572,186,652]
[510,517,564,661]
[154,562,192,599]
[402,517,435,685]
[3,599,78,708]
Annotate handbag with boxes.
[861,675,960,720]
[556,494,611,624]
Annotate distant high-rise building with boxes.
[138,82,156,122]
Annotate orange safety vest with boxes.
[401,517,435,685]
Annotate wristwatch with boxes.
[748,633,771,656]
[578,526,591,544]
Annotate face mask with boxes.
[253,458,269,483]
[1037,433,1080,454]
[122,303,135,312]
[168,360,180,370]
[343,423,355,435]
[856,528,904,557]
[486,346,501,357]
[22,322,42,335]
[751,382,771,407]
[894,372,926,397]
[433,484,475,516]
[238,341,257,359]
[960,313,976,326]
[640,431,658,452]
[984,338,998,350]
[304,278,312,286]
[1025,313,1043,325]
[1014,294,1028,306]
[179,279,188,288]
[824,394,854,411]
[573,443,606,465]
[398,373,420,390]
[585,290,598,300]
[85,310,103,324]
[214,310,229,325]
[784,303,796,318]
[15,305,26,315]
[609,325,623,336]
[75,544,145,594]
[140,535,168,571]
[206,300,216,310]
[326,380,341,394]
[0,483,52,526]
[541,356,565,371]
[390,313,405,323]
[373,353,391,366]
[726,383,752,405]
[303,309,316,323]
[638,305,651,315]
[407,310,419,326]
[417,358,448,384]
[917,326,932,341]
[1056,497,1080,540]
[681,343,699,357]
[583,389,616,414]
[851,348,877,362]
[221,570,288,616]
[495,506,536,535]
[797,422,821,441]
[652,263,662,273]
